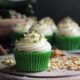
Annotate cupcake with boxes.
[14,31,52,72]
[31,17,57,45]
[11,17,37,46]
[55,17,80,50]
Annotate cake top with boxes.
[31,17,57,36]
[12,16,37,33]
[39,17,54,25]
[58,17,79,29]
[12,21,28,33]
[15,31,52,52]
[26,16,38,26]
[16,31,46,44]
[57,17,80,36]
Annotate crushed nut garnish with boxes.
[48,49,80,71]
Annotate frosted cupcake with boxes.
[14,31,51,72]
[55,17,80,50]
[31,17,57,45]
[11,17,37,45]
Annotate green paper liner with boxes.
[55,35,80,50]
[14,50,51,72]
[46,35,55,45]
[11,31,25,47]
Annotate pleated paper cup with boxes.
[14,49,51,72]
[11,31,25,47]
[46,35,55,45]
[55,35,80,50]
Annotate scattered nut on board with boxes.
[48,49,80,71]
[52,49,65,58]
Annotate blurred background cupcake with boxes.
[31,17,57,45]
[11,16,37,47]
[55,17,80,50]
[14,31,52,72]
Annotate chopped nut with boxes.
[52,49,65,58]
[48,51,80,71]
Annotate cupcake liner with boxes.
[14,50,51,72]
[46,35,55,45]
[55,35,80,50]
[11,32,25,47]
[11,31,25,41]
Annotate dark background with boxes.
[34,0,80,24]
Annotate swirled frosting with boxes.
[15,31,51,52]
[57,17,80,36]
[31,17,57,36]
[12,22,28,33]
[12,17,37,33]
[26,17,37,29]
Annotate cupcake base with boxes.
[14,50,51,72]
[55,35,80,50]
[46,35,55,45]
[11,31,25,47]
